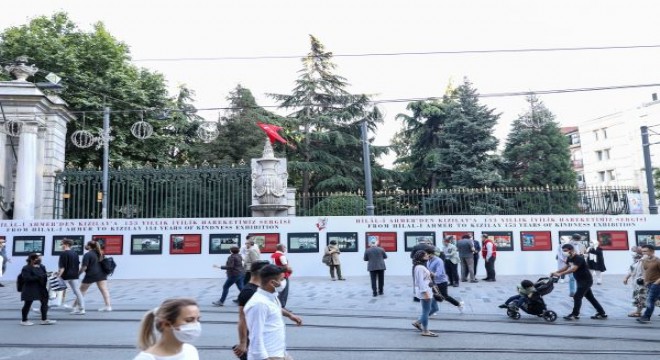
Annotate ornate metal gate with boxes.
[54,162,252,219]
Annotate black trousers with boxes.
[243,271,252,286]
[22,298,48,321]
[485,257,496,280]
[278,277,290,308]
[436,282,461,307]
[445,261,459,285]
[572,283,606,316]
[370,270,385,295]
[473,253,480,276]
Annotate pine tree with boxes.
[270,35,389,193]
[502,95,575,187]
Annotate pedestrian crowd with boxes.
[2,232,659,360]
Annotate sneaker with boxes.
[563,314,579,320]
[458,301,465,313]
[591,313,608,320]
[232,299,239,304]
[338,278,346,281]
[469,279,479,283]
[61,304,73,309]
[0,283,5,287]
[98,306,112,312]
[70,309,86,315]
[212,301,224,307]
[636,317,651,324]
[20,321,34,326]
[40,319,57,325]
[498,304,508,309]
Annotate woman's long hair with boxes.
[137,298,198,350]
[86,240,104,260]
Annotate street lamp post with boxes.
[361,120,375,216]
[101,107,110,219]
[641,125,658,214]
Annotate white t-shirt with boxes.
[133,344,199,360]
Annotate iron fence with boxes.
[296,186,642,216]
[54,162,252,219]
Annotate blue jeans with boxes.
[568,274,576,295]
[219,274,244,303]
[418,298,432,331]
[429,298,440,316]
[643,284,660,319]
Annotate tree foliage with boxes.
[502,95,576,187]
[0,12,202,168]
[270,35,391,193]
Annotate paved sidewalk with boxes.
[0,274,637,318]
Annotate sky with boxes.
[2,0,660,167]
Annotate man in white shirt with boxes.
[244,265,300,360]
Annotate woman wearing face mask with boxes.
[624,246,647,317]
[411,251,438,337]
[134,298,201,360]
[20,253,57,325]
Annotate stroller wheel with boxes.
[507,309,521,319]
[543,310,557,322]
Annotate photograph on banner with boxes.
[520,231,552,251]
[365,232,397,252]
[596,231,629,250]
[250,233,280,253]
[52,235,85,255]
[131,234,163,255]
[288,233,319,253]
[12,236,45,256]
[481,231,514,251]
[92,235,124,255]
[442,231,475,244]
[626,192,644,214]
[170,234,202,254]
[327,232,358,252]
[635,231,660,250]
[558,230,590,250]
[209,233,241,254]
[404,232,436,252]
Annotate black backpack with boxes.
[100,257,117,276]
[16,273,24,292]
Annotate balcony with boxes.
[571,159,584,169]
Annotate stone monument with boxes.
[250,139,295,217]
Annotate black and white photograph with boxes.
[404,232,436,252]
[52,235,85,255]
[209,233,241,254]
[131,234,163,255]
[12,236,45,256]
[327,232,359,252]
[288,232,320,253]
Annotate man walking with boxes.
[481,234,497,281]
[271,244,292,309]
[442,236,460,287]
[456,235,478,283]
[57,239,85,314]
[212,245,244,307]
[637,245,660,324]
[364,239,388,297]
[244,265,302,360]
[243,238,261,286]
[552,243,607,320]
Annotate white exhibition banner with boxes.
[0,214,657,279]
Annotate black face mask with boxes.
[34,260,42,265]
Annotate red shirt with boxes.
[271,251,291,279]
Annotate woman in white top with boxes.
[411,251,438,337]
[134,298,201,360]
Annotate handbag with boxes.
[430,284,445,302]
[48,275,67,292]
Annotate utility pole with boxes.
[101,106,110,219]
[361,120,375,215]
[641,126,658,214]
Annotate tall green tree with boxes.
[189,84,286,164]
[270,35,390,193]
[502,95,575,187]
[396,78,501,189]
[0,12,201,168]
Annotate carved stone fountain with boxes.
[250,139,295,217]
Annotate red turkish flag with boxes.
[257,122,288,145]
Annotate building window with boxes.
[602,128,607,139]
[603,149,610,160]
[596,150,603,161]
[598,171,606,182]
[593,130,599,141]
[608,170,616,180]
[570,133,580,145]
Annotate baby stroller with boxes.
[506,277,558,322]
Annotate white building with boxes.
[577,95,660,212]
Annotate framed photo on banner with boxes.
[92,235,124,255]
[250,233,280,253]
[12,236,45,256]
[404,232,436,252]
[52,235,85,256]
[130,234,163,255]
[635,231,660,250]
[170,234,202,254]
[481,231,514,251]
[520,231,552,251]
[288,233,320,253]
[365,232,397,252]
[596,231,629,250]
[209,234,241,254]
[326,232,359,252]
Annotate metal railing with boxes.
[296,186,641,216]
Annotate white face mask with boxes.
[641,254,650,260]
[562,251,570,256]
[274,279,287,294]
[172,322,202,343]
